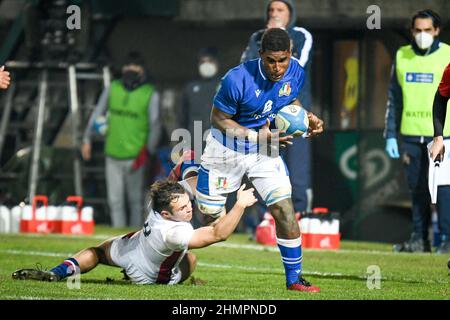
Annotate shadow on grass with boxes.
[218,268,436,285]
[305,273,438,285]
[79,278,133,286]
[80,276,208,286]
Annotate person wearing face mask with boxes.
[181,47,221,150]
[81,51,161,228]
[384,10,450,253]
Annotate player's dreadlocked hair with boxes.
[149,179,186,213]
[261,28,291,52]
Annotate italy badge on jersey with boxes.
[279,82,292,97]
[215,177,228,190]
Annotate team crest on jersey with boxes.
[279,82,292,97]
[215,177,228,190]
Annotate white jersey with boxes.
[110,181,195,285]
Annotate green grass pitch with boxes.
[0,226,448,300]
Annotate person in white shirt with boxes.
[12,178,257,284]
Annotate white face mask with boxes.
[414,31,434,50]
[199,62,218,79]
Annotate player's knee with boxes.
[269,198,299,238]
[90,247,102,261]
[92,246,111,265]
[269,198,293,214]
[74,247,102,272]
[269,197,297,228]
[265,186,292,207]
[195,191,226,218]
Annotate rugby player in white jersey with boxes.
[12,179,257,285]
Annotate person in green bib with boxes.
[384,10,450,253]
[82,52,161,228]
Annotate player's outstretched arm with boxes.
[188,184,257,249]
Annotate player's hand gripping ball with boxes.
[275,104,309,137]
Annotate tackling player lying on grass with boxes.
[12,179,257,285]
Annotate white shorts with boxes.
[110,234,182,285]
[196,134,292,206]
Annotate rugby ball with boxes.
[93,115,108,136]
[275,104,309,137]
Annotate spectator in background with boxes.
[181,47,221,151]
[384,10,450,253]
[0,66,11,89]
[81,52,161,228]
[240,0,314,225]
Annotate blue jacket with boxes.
[384,39,442,142]
[240,0,313,108]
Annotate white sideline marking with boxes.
[2,249,72,257]
[2,295,107,300]
[5,233,111,240]
[2,249,447,285]
[212,242,401,256]
[196,262,367,280]
[2,295,46,300]
[196,262,449,284]
[1,248,364,280]
[0,233,431,256]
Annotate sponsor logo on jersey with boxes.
[255,89,261,97]
[253,113,276,120]
[262,100,273,113]
[279,82,292,97]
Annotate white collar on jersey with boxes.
[258,59,267,81]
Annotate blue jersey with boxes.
[212,57,305,152]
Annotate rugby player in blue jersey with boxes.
[195,28,323,292]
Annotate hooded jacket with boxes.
[240,0,313,107]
